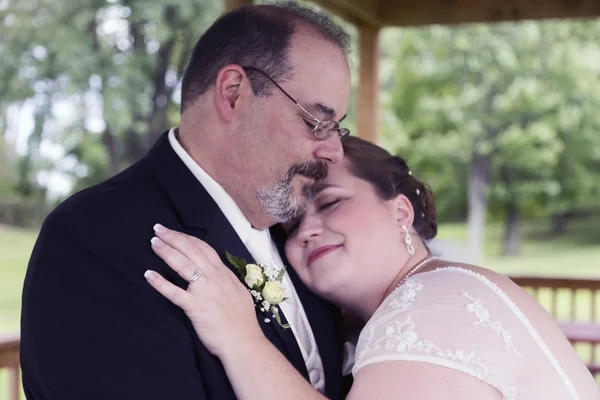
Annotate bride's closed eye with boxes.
[317,198,342,212]
[284,199,342,237]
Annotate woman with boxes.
[144,137,599,399]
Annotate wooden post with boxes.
[9,367,19,400]
[224,0,253,11]
[0,333,21,400]
[357,22,380,144]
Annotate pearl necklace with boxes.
[397,255,439,287]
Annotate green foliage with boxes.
[1,0,222,195]
[276,265,287,282]
[1,2,599,247]
[0,117,49,227]
[226,251,248,280]
[383,21,600,224]
[0,136,15,194]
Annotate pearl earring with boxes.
[402,225,415,256]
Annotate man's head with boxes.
[178,2,352,229]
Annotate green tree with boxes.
[385,21,600,259]
[1,0,221,191]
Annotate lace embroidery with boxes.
[388,278,423,310]
[362,316,489,378]
[463,292,523,357]
[356,327,377,365]
[436,267,581,399]
[354,267,581,399]
[506,386,517,400]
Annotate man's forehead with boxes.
[288,39,350,120]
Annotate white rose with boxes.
[262,281,285,305]
[244,264,265,289]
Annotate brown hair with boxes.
[180,2,350,113]
[342,136,438,240]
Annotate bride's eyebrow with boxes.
[310,182,340,197]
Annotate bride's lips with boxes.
[307,245,341,266]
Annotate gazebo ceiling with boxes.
[313,0,600,27]
[224,0,600,143]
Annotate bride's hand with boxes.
[144,224,264,358]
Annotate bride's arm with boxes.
[145,225,326,400]
[348,361,502,400]
[219,335,325,400]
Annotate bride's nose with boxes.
[296,214,325,245]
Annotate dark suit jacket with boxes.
[20,131,347,399]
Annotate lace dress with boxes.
[352,267,600,400]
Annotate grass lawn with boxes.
[0,224,36,400]
[437,216,600,278]
[0,216,598,395]
[0,225,37,334]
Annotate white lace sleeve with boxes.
[352,267,582,400]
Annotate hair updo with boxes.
[341,136,438,240]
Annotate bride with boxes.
[144,136,599,399]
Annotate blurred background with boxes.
[1,0,599,397]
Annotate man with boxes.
[20,2,352,399]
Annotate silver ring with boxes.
[187,268,203,286]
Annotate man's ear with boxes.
[214,64,248,122]
[391,194,415,231]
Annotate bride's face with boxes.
[284,161,406,306]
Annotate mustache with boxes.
[286,161,328,182]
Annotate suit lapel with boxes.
[205,211,309,380]
[147,132,309,379]
[146,131,217,231]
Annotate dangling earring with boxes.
[402,225,415,256]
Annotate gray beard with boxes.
[256,161,328,223]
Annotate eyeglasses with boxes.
[242,66,350,141]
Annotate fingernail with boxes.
[153,223,167,234]
[144,270,156,282]
[151,237,164,247]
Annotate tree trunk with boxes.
[501,203,520,255]
[467,151,491,262]
[102,129,120,177]
[551,213,567,235]
[145,34,177,149]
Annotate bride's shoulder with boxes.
[427,261,504,281]
[376,261,536,322]
[419,261,524,298]
[398,261,555,333]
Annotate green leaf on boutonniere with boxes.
[225,251,247,279]
[276,265,286,282]
[225,251,291,330]
[271,307,291,330]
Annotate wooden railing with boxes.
[509,275,600,377]
[0,332,20,400]
[509,276,600,320]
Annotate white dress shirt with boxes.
[168,128,326,392]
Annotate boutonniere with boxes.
[226,251,290,330]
